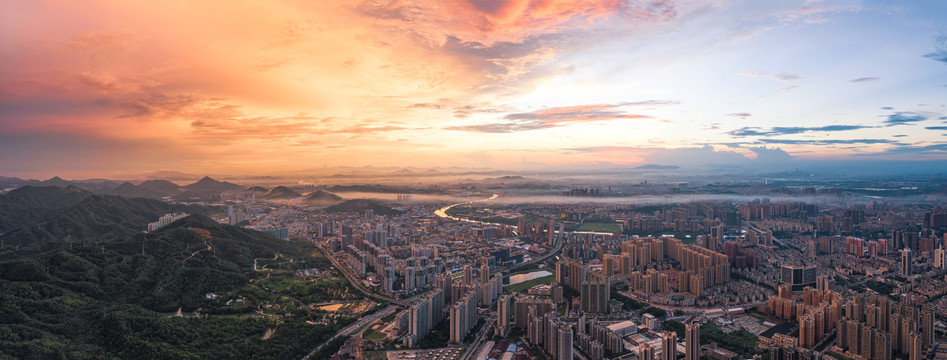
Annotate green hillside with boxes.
[0,186,92,234]
[0,195,363,359]
[0,215,357,359]
[1,194,212,248]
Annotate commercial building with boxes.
[780,265,816,291]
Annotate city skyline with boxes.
[2,1,947,178]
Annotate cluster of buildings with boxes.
[205,183,947,360]
[146,212,189,231]
[836,294,936,360]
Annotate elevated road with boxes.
[301,305,398,360]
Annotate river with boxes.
[433,193,503,226]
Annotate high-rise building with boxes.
[497,295,512,337]
[429,289,444,328]
[580,277,610,313]
[551,282,564,303]
[640,342,655,360]
[558,327,573,360]
[464,265,474,285]
[933,246,945,270]
[799,315,815,348]
[435,272,453,304]
[603,254,618,276]
[514,296,555,329]
[449,291,477,344]
[920,309,934,348]
[901,248,913,276]
[874,329,892,360]
[555,260,564,283]
[860,324,873,360]
[780,265,817,291]
[147,212,190,231]
[908,331,922,360]
[686,323,700,360]
[408,298,430,347]
[778,284,792,298]
[662,332,678,360]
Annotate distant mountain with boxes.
[0,185,92,233]
[137,179,181,194]
[263,186,302,199]
[303,190,343,205]
[100,182,165,199]
[634,164,680,170]
[327,184,446,194]
[245,186,269,193]
[182,176,242,193]
[324,199,402,216]
[0,176,37,190]
[141,170,202,181]
[40,176,75,187]
[388,168,415,176]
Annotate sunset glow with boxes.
[2,0,946,177]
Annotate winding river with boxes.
[433,193,503,226]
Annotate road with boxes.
[301,304,398,360]
[505,231,563,273]
[459,314,497,360]
[316,242,412,306]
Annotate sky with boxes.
[1,0,947,178]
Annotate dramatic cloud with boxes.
[1,1,945,176]
[357,0,672,46]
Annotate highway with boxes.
[301,304,398,360]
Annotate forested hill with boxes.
[0,190,354,359]
[0,214,338,359]
[1,189,213,248]
[0,185,92,234]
